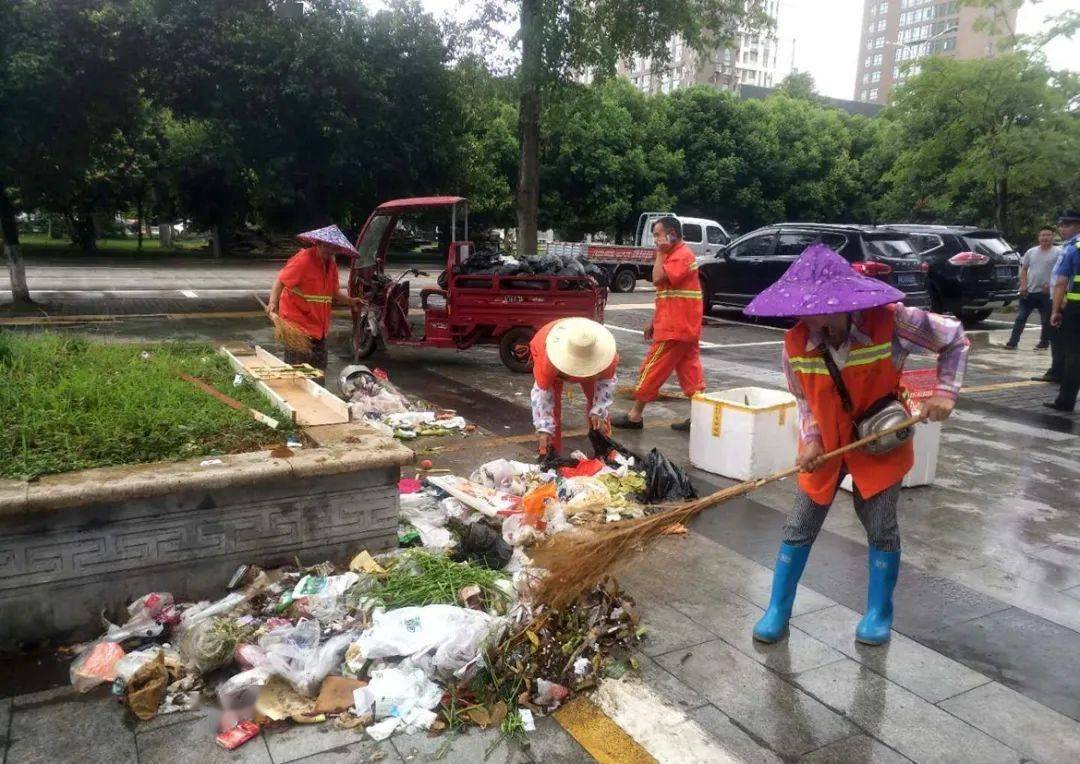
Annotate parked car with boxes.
[884,225,1020,325]
[697,223,930,312]
[544,212,731,293]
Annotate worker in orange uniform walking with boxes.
[266,225,363,371]
[530,318,619,458]
[613,216,705,432]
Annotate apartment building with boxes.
[854,0,1017,104]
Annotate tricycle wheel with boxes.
[353,322,378,361]
[499,327,535,373]
[611,266,637,293]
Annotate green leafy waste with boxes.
[368,550,511,610]
[0,332,294,480]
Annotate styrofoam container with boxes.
[840,419,942,492]
[689,387,799,480]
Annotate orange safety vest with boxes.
[530,321,618,453]
[652,242,702,341]
[785,305,913,505]
[277,247,339,339]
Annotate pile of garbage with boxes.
[339,365,475,440]
[454,250,608,287]
[66,439,691,749]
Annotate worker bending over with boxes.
[530,318,619,457]
[613,216,705,432]
[747,244,968,646]
[266,225,362,371]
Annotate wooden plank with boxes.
[300,377,351,422]
[176,372,280,429]
[219,346,297,424]
[255,345,290,368]
[265,379,348,425]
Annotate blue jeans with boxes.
[1008,292,1051,347]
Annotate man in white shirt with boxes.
[1006,227,1061,350]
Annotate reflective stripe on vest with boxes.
[1068,274,1080,302]
[788,341,892,375]
[655,289,703,300]
[289,286,333,304]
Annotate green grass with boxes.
[15,233,208,256]
[0,333,293,480]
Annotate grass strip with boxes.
[0,332,293,480]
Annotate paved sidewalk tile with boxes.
[664,588,843,677]
[656,638,854,757]
[686,704,783,764]
[791,604,989,703]
[1,698,11,751]
[6,695,137,764]
[263,721,396,763]
[631,650,710,710]
[282,739,400,763]
[391,727,524,763]
[633,597,718,657]
[1063,583,1080,600]
[801,734,909,763]
[138,716,272,764]
[921,606,1080,722]
[793,659,1020,764]
[939,681,1080,764]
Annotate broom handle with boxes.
[705,415,925,501]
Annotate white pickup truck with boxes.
[543,212,731,292]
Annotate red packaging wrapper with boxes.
[215,721,260,750]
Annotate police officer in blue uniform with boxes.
[1045,210,1080,412]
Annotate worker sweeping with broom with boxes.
[530,318,619,459]
[265,225,364,371]
[747,244,969,645]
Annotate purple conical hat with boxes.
[297,225,360,257]
[744,243,904,317]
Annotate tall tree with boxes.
[486,0,766,254]
[540,78,680,240]
[881,53,1080,242]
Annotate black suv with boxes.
[697,223,930,311]
[885,225,1020,325]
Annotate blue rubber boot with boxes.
[856,549,901,645]
[753,543,811,643]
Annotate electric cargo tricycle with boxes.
[348,196,607,372]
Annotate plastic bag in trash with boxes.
[400,492,453,550]
[353,605,507,682]
[451,521,512,570]
[588,429,642,465]
[70,641,125,692]
[261,621,357,696]
[642,448,697,503]
[559,476,611,520]
[355,661,443,720]
[125,650,169,720]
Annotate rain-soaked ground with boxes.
[2,274,1079,763]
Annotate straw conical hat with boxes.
[297,225,360,257]
[744,243,904,318]
[545,318,617,378]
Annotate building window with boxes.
[878,2,888,13]
[871,70,881,82]
[865,55,872,67]
[877,19,886,31]
[873,53,883,65]
[874,36,885,48]
[860,89,868,100]
[869,88,879,99]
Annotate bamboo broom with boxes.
[532,416,923,610]
[254,293,313,355]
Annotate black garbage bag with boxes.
[538,445,581,473]
[450,521,513,570]
[588,429,644,465]
[642,448,697,503]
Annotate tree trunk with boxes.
[136,194,144,253]
[994,176,1007,236]
[210,224,222,258]
[0,183,33,306]
[71,206,97,255]
[515,0,542,257]
[159,221,173,249]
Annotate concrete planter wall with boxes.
[0,437,413,649]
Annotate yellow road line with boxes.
[963,380,1050,394]
[553,696,657,764]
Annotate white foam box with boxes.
[689,387,799,480]
[840,419,942,491]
